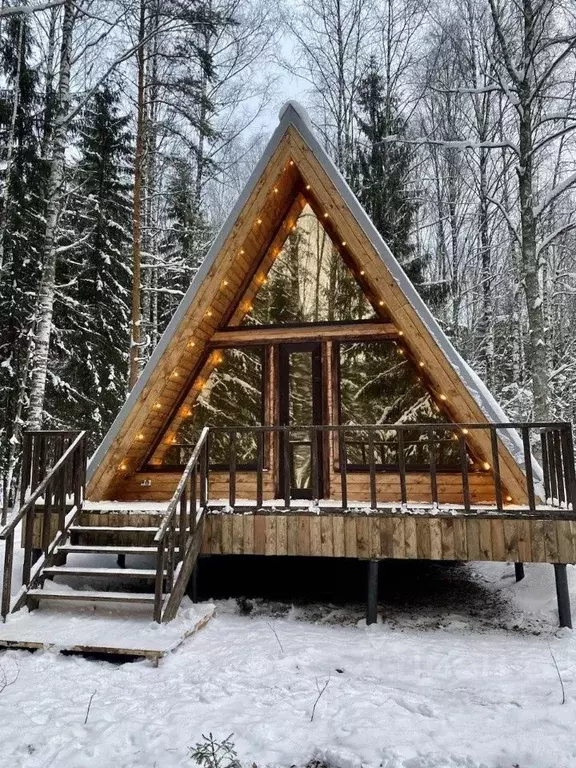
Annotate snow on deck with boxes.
[0,597,214,659]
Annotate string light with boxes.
[305,184,311,190]
[120,463,127,471]
[341,241,347,246]
[171,370,180,378]
[462,428,469,435]
[273,187,279,193]
[505,495,513,502]
[256,218,262,225]
[439,394,447,401]
[222,279,229,288]
[137,433,144,441]
[188,340,196,349]
[239,249,245,255]
[379,300,385,306]
[289,160,294,166]
[398,330,404,336]
[154,402,162,410]
[359,270,365,276]
[482,461,491,470]
[419,361,425,368]
[206,309,213,317]
[323,212,329,218]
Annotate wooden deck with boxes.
[66,500,576,565]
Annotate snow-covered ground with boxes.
[1,557,576,767]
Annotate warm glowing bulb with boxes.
[240,249,245,255]
[222,280,229,287]
[323,212,329,218]
[462,428,469,434]
[305,184,311,190]
[359,270,365,276]
[341,241,346,246]
[188,340,196,348]
[419,361,425,367]
[439,394,447,401]
[154,402,162,410]
[172,437,177,444]
[256,218,262,225]
[172,370,179,378]
[482,461,491,470]
[206,309,213,317]
[506,495,513,502]
[398,348,404,356]
[120,463,127,471]
[273,187,279,193]
[289,160,294,166]
[137,433,144,441]
[379,300,384,306]
[398,330,404,336]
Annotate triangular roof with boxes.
[87,100,530,501]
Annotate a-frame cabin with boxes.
[2,102,576,637]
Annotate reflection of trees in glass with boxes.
[340,341,460,467]
[244,206,376,325]
[162,347,263,466]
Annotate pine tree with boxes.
[353,57,440,303]
[49,86,133,443]
[0,16,44,510]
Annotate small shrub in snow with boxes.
[189,733,241,768]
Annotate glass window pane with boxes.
[242,205,377,325]
[161,347,263,467]
[339,340,461,468]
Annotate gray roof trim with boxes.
[88,100,530,484]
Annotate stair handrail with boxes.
[153,426,210,622]
[1,431,87,620]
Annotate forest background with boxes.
[1,0,575,510]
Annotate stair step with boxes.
[43,566,161,579]
[58,544,161,555]
[70,525,160,534]
[28,588,156,604]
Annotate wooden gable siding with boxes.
[111,468,497,505]
[285,126,529,504]
[87,137,299,501]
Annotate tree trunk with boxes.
[129,0,146,390]
[26,0,74,430]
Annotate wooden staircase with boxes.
[1,429,209,624]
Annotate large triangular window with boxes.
[240,204,378,326]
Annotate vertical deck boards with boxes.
[70,510,576,565]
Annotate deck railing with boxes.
[172,422,576,513]
[153,426,209,623]
[1,430,87,620]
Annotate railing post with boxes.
[553,430,565,507]
[311,427,319,501]
[521,426,536,512]
[229,430,237,508]
[1,530,14,621]
[338,429,347,510]
[541,431,551,501]
[20,432,33,507]
[283,426,290,509]
[560,424,576,511]
[256,430,264,509]
[459,433,470,512]
[154,543,165,623]
[429,433,438,505]
[397,429,406,505]
[490,427,503,511]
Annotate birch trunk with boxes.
[26,0,74,429]
[129,0,146,390]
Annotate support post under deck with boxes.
[367,560,379,625]
[515,563,525,582]
[554,564,572,629]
